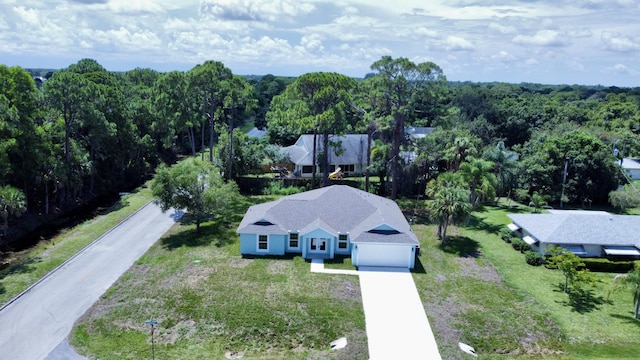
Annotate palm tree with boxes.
[0,185,27,238]
[609,268,640,319]
[425,173,471,245]
[484,141,518,197]
[459,156,498,208]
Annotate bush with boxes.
[262,181,302,196]
[499,228,513,242]
[511,238,530,253]
[582,258,635,273]
[525,251,544,266]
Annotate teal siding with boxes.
[239,233,286,256]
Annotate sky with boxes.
[1,0,639,87]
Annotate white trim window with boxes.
[338,234,348,249]
[257,234,269,251]
[289,233,299,249]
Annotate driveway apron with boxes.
[358,267,442,360]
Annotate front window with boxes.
[338,234,348,249]
[258,234,268,251]
[302,165,314,174]
[289,233,299,248]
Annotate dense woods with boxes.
[2,57,640,248]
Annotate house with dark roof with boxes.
[281,134,370,177]
[507,210,640,258]
[237,185,420,268]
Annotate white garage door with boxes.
[357,244,412,268]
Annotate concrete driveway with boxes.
[359,267,442,360]
[0,202,180,360]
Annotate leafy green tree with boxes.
[425,172,471,244]
[267,72,356,187]
[151,158,239,233]
[545,245,594,294]
[609,269,640,319]
[187,61,234,162]
[0,185,26,239]
[369,56,446,199]
[609,185,640,213]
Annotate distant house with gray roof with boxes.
[621,158,640,180]
[507,210,640,258]
[237,185,420,268]
[281,134,370,177]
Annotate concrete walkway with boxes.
[310,260,442,359]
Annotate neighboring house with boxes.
[621,158,640,180]
[247,127,267,138]
[507,210,640,258]
[281,134,370,177]
[405,126,435,140]
[237,185,420,268]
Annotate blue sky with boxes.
[1,0,639,86]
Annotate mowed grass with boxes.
[456,200,640,359]
[0,185,153,306]
[61,191,640,359]
[70,195,367,360]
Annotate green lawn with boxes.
[454,200,640,359]
[14,188,639,359]
[70,195,367,360]
[0,185,154,306]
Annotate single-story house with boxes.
[621,158,640,180]
[507,210,640,258]
[237,185,420,268]
[281,134,370,177]
[405,126,435,140]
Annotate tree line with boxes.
[2,56,640,246]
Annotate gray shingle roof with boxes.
[507,212,640,247]
[237,185,418,245]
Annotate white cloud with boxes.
[488,22,517,34]
[601,31,639,52]
[606,63,639,76]
[445,35,475,51]
[513,30,570,47]
[491,50,515,62]
[199,0,315,22]
[300,34,324,52]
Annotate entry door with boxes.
[310,238,328,252]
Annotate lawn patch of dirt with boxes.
[453,256,502,282]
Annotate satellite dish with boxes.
[458,342,478,357]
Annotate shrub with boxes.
[525,251,544,266]
[511,238,530,253]
[262,181,302,196]
[499,228,513,242]
[582,258,635,273]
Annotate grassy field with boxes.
[71,195,367,360]
[458,201,640,359]
[0,185,153,306]
[7,185,635,359]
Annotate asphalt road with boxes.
[0,202,181,360]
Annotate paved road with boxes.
[0,203,181,360]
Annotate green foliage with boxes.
[425,172,472,244]
[150,158,239,233]
[261,181,302,196]
[545,245,596,294]
[0,185,26,238]
[608,268,640,319]
[525,250,544,266]
[510,238,529,253]
[609,184,640,213]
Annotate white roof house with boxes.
[507,211,640,257]
[621,158,640,180]
[281,134,370,177]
